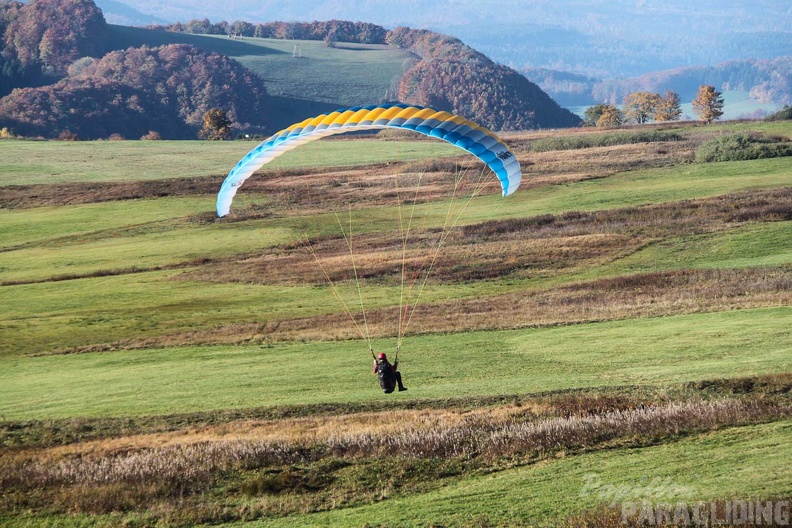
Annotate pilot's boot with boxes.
[396,372,407,391]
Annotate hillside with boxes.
[388,27,580,130]
[105,24,418,131]
[0,43,270,139]
[0,0,108,94]
[109,22,580,131]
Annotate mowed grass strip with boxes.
[0,139,459,186]
[488,156,792,224]
[0,223,295,284]
[0,196,214,249]
[609,220,792,273]
[1,307,790,420]
[0,271,353,358]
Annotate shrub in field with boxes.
[57,130,79,141]
[695,133,792,162]
[140,130,162,140]
[530,130,682,152]
[765,105,792,122]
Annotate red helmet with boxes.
[377,352,387,360]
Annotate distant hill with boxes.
[525,58,792,108]
[94,0,169,27]
[389,27,580,130]
[109,21,581,132]
[104,24,417,132]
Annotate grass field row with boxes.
[2,154,789,273]
[1,124,791,395]
[2,185,789,358]
[0,139,459,186]
[1,307,790,420]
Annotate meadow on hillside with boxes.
[0,119,790,527]
[107,25,418,109]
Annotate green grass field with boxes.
[1,307,790,420]
[0,138,459,185]
[0,120,790,526]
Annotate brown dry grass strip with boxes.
[1,375,788,525]
[183,187,792,287]
[0,176,223,209]
[8,405,540,461]
[2,396,789,503]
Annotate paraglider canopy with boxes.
[216,103,521,217]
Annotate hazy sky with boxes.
[103,0,792,34]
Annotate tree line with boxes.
[584,86,725,127]
[525,56,792,112]
[151,19,388,46]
